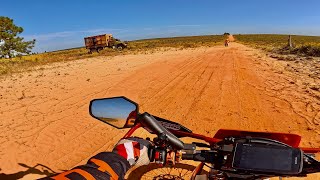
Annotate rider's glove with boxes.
[113,137,151,167]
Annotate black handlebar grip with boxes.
[182,151,215,163]
[182,153,194,160]
[139,112,185,150]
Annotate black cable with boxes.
[204,163,215,169]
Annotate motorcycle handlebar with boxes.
[182,150,215,163]
[182,153,194,160]
[139,112,185,150]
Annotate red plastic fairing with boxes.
[300,147,320,153]
[213,129,301,147]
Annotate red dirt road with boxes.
[0,43,319,179]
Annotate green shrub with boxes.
[295,45,320,56]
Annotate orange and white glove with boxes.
[113,137,151,167]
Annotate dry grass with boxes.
[0,35,225,75]
[129,35,225,49]
[235,34,320,57]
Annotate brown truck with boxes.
[84,34,127,53]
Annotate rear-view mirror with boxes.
[89,97,138,129]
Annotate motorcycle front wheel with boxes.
[126,163,208,180]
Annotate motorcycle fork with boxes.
[191,162,205,180]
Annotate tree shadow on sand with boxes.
[0,163,56,180]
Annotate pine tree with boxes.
[0,16,35,58]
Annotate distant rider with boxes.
[225,39,229,47]
[41,138,151,180]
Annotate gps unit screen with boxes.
[233,144,293,171]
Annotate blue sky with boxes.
[1,0,320,52]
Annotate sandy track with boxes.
[0,43,319,179]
